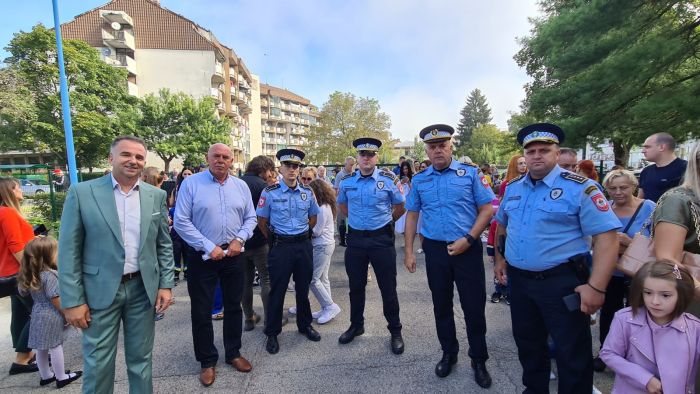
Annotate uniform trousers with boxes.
[508,264,592,394]
[345,227,401,333]
[186,250,244,368]
[264,238,314,336]
[423,238,488,361]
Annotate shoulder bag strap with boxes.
[621,201,645,235]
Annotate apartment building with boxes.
[259,84,318,161]
[59,0,260,169]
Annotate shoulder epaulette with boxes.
[379,171,399,184]
[560,172,587,184]
[462,162,478,168]
[507,174,525,185]
[300,184,312,191]
[264,184,281,192]
[339,172,356,182]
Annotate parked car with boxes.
[19,179,51,195]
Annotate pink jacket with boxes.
[600,307,700,394]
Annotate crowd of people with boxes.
[0,125,699,394]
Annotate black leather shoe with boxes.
[338,326,364,344]
[244,314,261,332]
[9,361,38,375]
[266,335,279,354]
[299,326,321,342]
[592,356,606,372]
[471,360,492,388]
[56,371,82,389]
[390,333,404,355]
[435,352,458,378]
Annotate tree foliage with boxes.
[2,24,138,169]
[306,91,393,164]
[456,88,493,146]
[458,124,521,166]
[516,0,700,164]
[138,89,230,172]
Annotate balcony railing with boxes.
[115,54,137,75]
[102,28,135,50]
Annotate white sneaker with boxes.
[288,306,297,315]
[592,386,602,394]
[416,248,423,254]
[317,304,341,324]
[312,309,323,319]
[549,371,556,380]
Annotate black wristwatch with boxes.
[465,234,476,244]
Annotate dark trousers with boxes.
[338,217,347,245]
[10,292,32,353]
[265,239,314,336]
[186,251,244,368]
[170,229,188,279]
[598,275,628,347]
[508,265,592,394]
[345,229,401,333]
[423,238,488,360]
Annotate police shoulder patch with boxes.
[560,172,587,184]
[264,184,281,192]
[584,184,601,195]
[507,174,525,185]
[380,170,400,185]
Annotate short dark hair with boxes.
[245,155,275,177]
[111,136,147,151]
[653,132,677,150]
[629,260,694,319]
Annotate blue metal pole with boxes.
[52,0,79,185]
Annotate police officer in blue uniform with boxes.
[494,123,620,394]
[336,137,406,354]
[404,124,495,388]
[256,149,321,354]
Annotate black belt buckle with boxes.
[121,271,140,283]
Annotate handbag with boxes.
[618,190,700,279]
[0,274,18,299]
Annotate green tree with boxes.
[307,91,393,164]
[409,137,426,162]
[456,89,493,146]
[138,89,231,173]
[516,0,700,164]
[3,24,138,170]
[460,124,521,166]
[0,67,36,151]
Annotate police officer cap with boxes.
[353,137,382,152]
[276,148,305,164]
[419,124,454,143]
[517,123,565,147]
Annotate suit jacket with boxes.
[600,306,700,394]
[58,175,174,310]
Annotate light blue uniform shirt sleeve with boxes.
[579,181,622,236]
[336,179,348,205]
[389,179,406,205]
[406,180,421,212]
[237,183,258,241]
[173,177,216,254]
[309,191,320,216]
[256,189,272,218]
[494,186,511,226]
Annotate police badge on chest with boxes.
[377,181,385,190]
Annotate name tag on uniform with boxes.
[507,196,521,201]
[346,187,358,191]
[273,199,287,202]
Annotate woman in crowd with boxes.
[0,177,37,374]
[418,160,431,173]
[487,155,526,304]
[169,167,193,283]
[301,167,317,187]
[395,162,414,235]
[594,169,655,372]
[576,160,600,182]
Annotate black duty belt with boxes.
[507,263,574,280]
[121,271,141,283]
[348,223,391,237]
[274,233,309,243]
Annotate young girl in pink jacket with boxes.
[600,260,699,394]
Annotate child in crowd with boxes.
[600,260,699,394]
[18,236,82,388]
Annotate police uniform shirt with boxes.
[256,181,320,235]
[494,165,621,271]
[337,167,405,231]
[406,158,495,242]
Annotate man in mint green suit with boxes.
[58,136,174,394]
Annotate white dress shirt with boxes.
[111,175,141,274]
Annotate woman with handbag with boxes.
[0,177,38,374]
[593,169,656,372]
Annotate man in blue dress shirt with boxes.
[404,124,495,388]
[336,137,406,354]
[256,148,321,354]
[174,143,258,387]
[494,123,620,394]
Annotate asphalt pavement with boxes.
[0,236,615,393]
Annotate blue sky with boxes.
[1,0,541,142]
